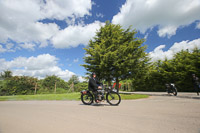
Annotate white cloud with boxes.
[0,0,43,43]
[0,45,6,53]
[51,21,103,48]
[0,44,15,53]
[78,76,86,82]
[157,25,177,38]
[0,54,75,81]
[149,38,200,62]
[112,0,200,38]
[196,21,200,29]
[96,13,104,18]
[6,43,14,49]
[73,58,79,63]
[19,43,36,51]
[0,0,93,49]
[42,0,92,20]
[144,33,149,40]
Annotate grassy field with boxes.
[0,93,149,101]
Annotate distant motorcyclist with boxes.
[165,83,178,96]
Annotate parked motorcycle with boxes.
[80,86,121,106]
[165,83,178,96]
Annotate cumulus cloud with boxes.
[51,21,103,48]
[96,13,104,18]
[78,76,86,82]
[0,44,15,53]
[149,38,200,62]
[73,58,79,63]
[0,45,6,53]
[157,25,177,38]
[19,43,36,51]
[112,0,200,38]
[42,0,92,20]
[0,0,43,43]
[196,21,200,29]
[0,54,76,81]
[6,43,14,50]
[0,0,93,49]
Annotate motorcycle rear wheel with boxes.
[106,91,121,106]
[81,93,93,105]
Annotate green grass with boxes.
[120,94,149,100]
[0,93,80,101]
[0,93,148,101]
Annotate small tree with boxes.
[42,75,67,93]
[68,75,80,85]
[68,75,80,92]
[4,76,37,95]
[1,70,12,79]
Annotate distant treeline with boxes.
[0,74,88,96]
[127,48,200,92]
[0,48,199,96]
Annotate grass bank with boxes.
[0,93,148,101]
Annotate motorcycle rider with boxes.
[88,72,102,102]
[165,83,171,94]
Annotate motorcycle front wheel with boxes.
[81,93,93,105]
[106,91,121,106]
[172,88,177,96]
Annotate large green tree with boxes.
[82,21,150,91]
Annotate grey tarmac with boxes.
[0,96,200,133]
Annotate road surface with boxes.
[0,96,200,133]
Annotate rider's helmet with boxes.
[91,72,96,77]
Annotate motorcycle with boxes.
[80,85,121,106]
[165,83,178,96]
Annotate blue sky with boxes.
[0,0,200,81]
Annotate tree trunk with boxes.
[116,78,119,93]
[34,82,37,95]
[54,81,57,94]
[71,82,74,92]
[108,80,112,86]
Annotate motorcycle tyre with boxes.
[106,91,121,106]
[81,92,94,105]
[172,88,177,96]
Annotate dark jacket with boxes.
[88,77,101,91]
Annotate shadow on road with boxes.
[79,103,111,107]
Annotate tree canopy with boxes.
[82,21,150,90]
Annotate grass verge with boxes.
[0,93,148,101]
[120,94,149,100]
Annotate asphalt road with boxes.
[0,96,200,133]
